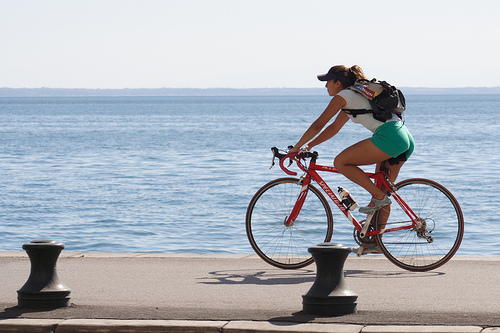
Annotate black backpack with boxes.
[344,79,406,122]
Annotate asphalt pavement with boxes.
[1,251,499,332]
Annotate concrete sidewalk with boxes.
[1,251,499,332]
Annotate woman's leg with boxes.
[334,138,392,199]
[377,160,404,184]
[375,160,405,228]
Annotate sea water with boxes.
[0,95,499,256]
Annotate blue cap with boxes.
[317,67,354,85]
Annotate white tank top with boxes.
[337,89,400,133]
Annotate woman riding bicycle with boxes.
[289,65,415,214]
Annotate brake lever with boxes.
[270,146,295,170]
[287,145,295,167]
[270,153,276,169]
[270,147,281,169]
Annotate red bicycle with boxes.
[246,147,464,272]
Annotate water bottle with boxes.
[338,187,358,211]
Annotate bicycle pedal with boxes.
[353,245,382,257]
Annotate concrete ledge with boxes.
[223,320,363,332]
[0,318,63,332]
[2,251,499,261]
[55,319,228,332]
[0,251,27,258]
[361,326,484,333]
[0,251,500,261]
[0,319,496,333]
[0,251,260,259]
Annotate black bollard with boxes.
[302,242,357,316]
[17,240,71,309]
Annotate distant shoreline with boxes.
[1,87,500,97]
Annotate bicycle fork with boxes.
[285,178,309,227]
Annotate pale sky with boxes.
[2,0,499,89]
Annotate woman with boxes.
[289,65,414,214]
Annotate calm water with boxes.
[0,95,499,256]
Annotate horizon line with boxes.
[2,86,500,90]
[1,86,500,97]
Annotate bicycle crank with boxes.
[354,220,375,246]
[359,213,374,238]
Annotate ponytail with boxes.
[347,65,367,86]
[319,65,367,89]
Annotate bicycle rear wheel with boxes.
[374,178,464,271]
[246,177,334,269]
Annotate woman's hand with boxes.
[302,144,311,152]
[288,145,300,154]
[289,144,312,155]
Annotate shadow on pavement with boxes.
[198,268,444,285]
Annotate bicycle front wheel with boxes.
[246,177,334,269]
[374,178,464,271]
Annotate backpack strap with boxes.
[343,109,372,117]
[343,104,394,122]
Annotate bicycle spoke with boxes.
[376,179,464,271]
[246,178,333,269]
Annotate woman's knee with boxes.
[334,148,361,171]
[333,155,346,171]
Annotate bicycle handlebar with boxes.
[271,147,318,176]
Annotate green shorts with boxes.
[370,121,414,160]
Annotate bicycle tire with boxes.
[246,177,334,269]
[374,178,464,272]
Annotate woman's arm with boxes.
[307,111,349,149]
[290,95,347,153]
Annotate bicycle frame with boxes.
[281,153,420,238]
